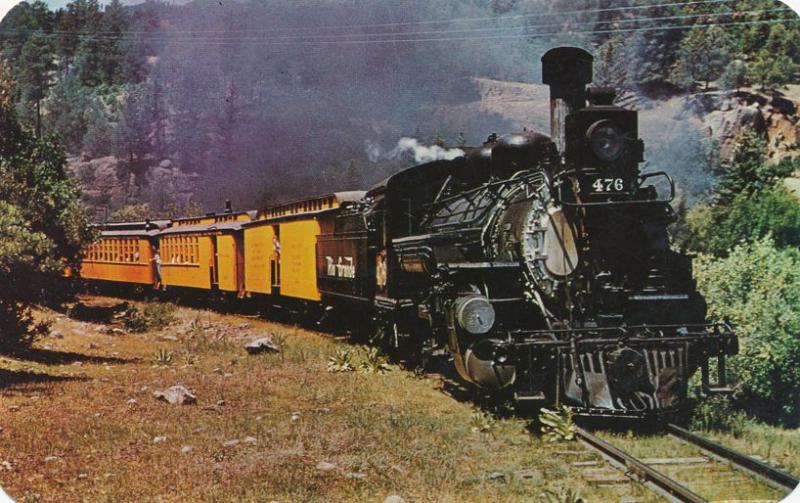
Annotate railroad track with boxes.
[575,424,799,503]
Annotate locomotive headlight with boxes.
[454,296,495,335]
[587,120,625,162]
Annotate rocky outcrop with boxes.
[68,156,200,218]
[685,90,800,164]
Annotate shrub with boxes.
[152,348,174,367]
[541,488,584,503]
[0,100,92,350]
[690,185,800,256]
[695,237,800,424]
[689,395,748,436]
[124,302,176,333]
[327,349,355,372]
[469,410,497,438]
[358,347,391,374]
[539,406,577,442]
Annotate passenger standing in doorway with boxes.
[151,247,162,289]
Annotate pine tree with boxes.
[749,51,796,91]
[719,59,748,92]
[0,1,53,65]
[45,70,91,150]
[97,0,129,84]
[594,36,628,90]
[17,32,55,136]
[674,26,730,91]
[715,131,794,205]
[622,11,683,92]
[746,24,799,91]
[115,83,153,179]
[57,0,102,70]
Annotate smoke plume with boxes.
[389,137,465,163]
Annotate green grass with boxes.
[594,426,794,502]
[0,296,638,502]
[0,295,794,502]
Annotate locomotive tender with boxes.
[80,47,737,418]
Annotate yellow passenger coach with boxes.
[79,194,365,305]
[80,220,168,285]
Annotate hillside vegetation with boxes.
[0,0,797,214]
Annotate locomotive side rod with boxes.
[666,423,799,492]
[575,427,707,503]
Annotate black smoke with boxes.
[138,0,576,208]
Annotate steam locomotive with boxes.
[81,47,737,418]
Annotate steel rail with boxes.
[667,423,799,492]
[575,427,706,503]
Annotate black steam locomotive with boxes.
[319,47,737,417]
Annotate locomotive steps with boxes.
[0,295,797,502]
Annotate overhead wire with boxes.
[31,7,788,43]
[0,0,785,36]
[0,8,794,47]
[40,17,797,48]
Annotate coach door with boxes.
[210,235,219,288]
[235,233,245,296]
[270,226,280,294]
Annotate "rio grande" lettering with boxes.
[325,256,355,279]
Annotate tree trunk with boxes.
[35,99,41,138]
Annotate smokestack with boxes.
[541,47,593,155]
[225,200,232,213]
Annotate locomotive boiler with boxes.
[337,47,738,416]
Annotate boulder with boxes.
[316,461,337,472]
[244,337,280,355]
[153,385,197,405]
[383,496,406,503]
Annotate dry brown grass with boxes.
[0,295,704,502]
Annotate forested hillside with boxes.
[0,0,797,218]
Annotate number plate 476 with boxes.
[590,177,626,193]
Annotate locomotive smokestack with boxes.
[541,47,593,155]
[225,200,232,213]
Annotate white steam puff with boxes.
[364,139,383,163]
[389,137,465,163]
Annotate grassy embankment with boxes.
[0,296,797,502]
[0,296,656,503]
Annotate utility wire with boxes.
[28,17,795,48]
[40,7,788,43]
[2,8,792,45]
[0,0,778,36]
